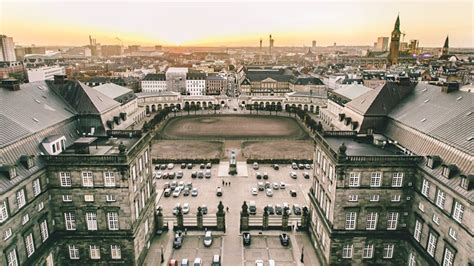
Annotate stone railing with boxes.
[107,130,142,138]
[344,155,422,164]
[43,154,127,165]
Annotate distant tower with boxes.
[312,40,316,50]
[259,38,262,52]
[269,34,272,54]
[388,15,401,65]
[442,35,449,56]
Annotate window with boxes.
[33,179,41,197]
[391,194,401,202]
[82,171,93,187]
[135,200,139,219]
[25,233,35,257]
[64,212,76,230]
[369,194,380,202]
[443,248,454,266]
[145,219,149,235]
[0,201,9,222]
[16,189,26,209]
[38,201,44,211]
[421,179,430,197]
[104,172,115,187]
[452,202,464,223]
[131,165,136,181]
[84,195,94,202]
[435,190,446,209]
[89,245,100,259]
[427,233,438,257]
[448,227,457,240]
[40,220,49,242]
[370,172,382,187]
[363,244,374,258]
[22,213,29,225]
[392,172,403,187]
[3,228,12,240]
[432,214,440,225]
[460,176,468,190]
[69,245,79,259]
[62,195,72,202]
[414,220,422,241]
[107,212,119,230]
[348,195,358,202]
[7,248,18,266]
[144,150,149,164]
[86,212,98,231]
[408,252,416,266]
[348,172,360,187]
[426,156,434,168]
[111,245,121,259]
[383,244,394,258]
[387,212,398,230]
[106,195,116,202]
[342,244,353,258]
[366,212,378,230]
[418,202,425,212]
[442,166,450,178]
[345,212,357,230]
[59,172,71,187]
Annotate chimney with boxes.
[54,74,67,85]
[1,78,20,91]
[441,82,459,93]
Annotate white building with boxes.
[0,35,16,62]
[186,72,207,96]
[141,73,166,92]
[27,66,65,82]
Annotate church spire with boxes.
[442,35,449,56]
[394,14,400,32]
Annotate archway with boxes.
[310,105,314,112]
[145,105,150,114]
[176,104,181,110]
[151,105,157,112]
[316,106,320,115]
[304,104,308,111]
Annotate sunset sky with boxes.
[1,0,472,47]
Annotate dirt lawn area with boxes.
[242,140,313,160]
[151,140,223,160]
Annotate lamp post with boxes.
[160,245,164,263]
[300,246,304,263]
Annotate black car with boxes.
[242,232,251,246]
[265,205,275,215]
[256,173,262,179]
[168,172,175,179]
[162,172,169,179]
[173,231,183,249]
[303,172,310,179]
[191,171,197,178]
[273,164,279,170]
[181,163,186,169]
[154,165,160,170]
[263,173,268,180]
[275,205,283,215]
[160,164,167,170]
[279,233,290,246]
[200,205,208,215]
[290,190,297,197]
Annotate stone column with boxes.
[176,207,184,231]
[300,206,309,230]
[216,201,226,232]
[155,207,164,232]
[263,207,269,230]
[240,201,249,232]
[282,207,289,231]
[197,207,203,230]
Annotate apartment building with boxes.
[141,73,166,93]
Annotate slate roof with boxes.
[143,73,166,81]
[93,83,132,99]
[290,77,324,85]
[246,71,294,82]
[333,84,372,100]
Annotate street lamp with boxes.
[160,245,164,263]
[300,246,304,263]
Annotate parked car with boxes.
[303,172,310,179]
[172,203,181,215]
[211,255,221,266]
[191,188,198,197]
[206,163,212,169]
[164,182,170,189]
[155,171,163,179]
[200,163,205,169]
[216,187,223,196]
[272,182,279,190]
[305,164,311,170]
[293,204,302,215]
[178,181,185,190]
[251,187,258,195]
[253,162,259,170]
[283,202,291,215]
[265,181,271,189]
[298,163,304,170]
[279,233,290,246]
[168,259,178,266]
[162,172,169,179]
[177,171,184,179]
[191,171,197,178]
[181,163,186,169]
[183,188,190,196]
[291,162,298,169]
[273,164,279,170]
[280,182,286,189]
[182,203,190,214]
[205,169,211,178]
[255,260,264,266]
[170,181,177,190]
[263,172,269,179]
[181,258,189,266]
[197,171,204,179]
[203,231,213,247]
[193,258,203,266]
[266,204,275,215]
[173,188,181,197]
[155,165,160,171]
[275,204,283,215]
[290,190,297,197]
[173,231,183,248]
[256,172,262,179]
[200,205,208,215]
[164,188,172,197]
[186,182,193,189]
[249,201,257,215]
[160,164,167,170]
[290,172,297,179]
[266,188,273,197]
[268,259,275,266]
[243,232,251,246]
[169,172,176,179]
[186,163,193,169]
[257,182,264,191]
[167,163,175,170]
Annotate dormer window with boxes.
[442,164,458,179]
[0,165,17,180]
[426,155,441,169]
[442,165,450,177]
[460,175,473,191]
[426,157,434,168]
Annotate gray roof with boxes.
[0,81,77,147]
[325,137,402,156]
[143,73,166,81]
[333,84,372,100]
[388,83,474,155]
[93,83,132,99]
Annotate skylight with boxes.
[32,117,39,122]
[424,99,430,103]
[34,99,41,104]
[456,96,463,101]
[421,118,426,122]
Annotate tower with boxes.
[259,38,262,52]
[442,35,449,56]
[388,15,401,65]
[269,34,272,54]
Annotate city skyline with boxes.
[1,0,473,48]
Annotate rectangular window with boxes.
[427,233,438,257]
[392,172,403,187]
[418,202,425,212]
[104,172,116,187]
[443,248,454,266]
[84,195,94,202]
[0,201,9,222]
[408,252,416,266]
[363,244,374,258]
[86,212,98,231]
[131,165,136,180]
[69,245,79,259]
[59,172,71,187]
[62,195,72,202]
[391,194,401,202]
[16,189,26,209]
[40,220,49,242]
[135,200,139,220]
[348,172,360,187]
[82,171,94,187]
[369,194,380,202]
[38,202,44,211]
[111,245,121,259]
[3,228,12,240]
[22,213,29,225]
[345,212,357,230]
[25,233,35,257]
[33,178,41,197]
[383,244,394,258]
[421,179,430,197]
[106,195,116,202]
[145,219,149,235]
[452,202,464,223]
[435,190,446,209]
[64,212,76,230]
[448,227,457,240]
[348,194,358,202]
[366,212,378,230]
[414,220,422,242]
[144,150,148,164]
[342,244,353,258]
[7,249,18,266]
[432,213,440,225]
[387,212,398,230]
[89,245,100,259]
[107,212,119,230]
[370,172,382,187]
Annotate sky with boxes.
[1,0,473,47]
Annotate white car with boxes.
[266,188,273,197]
[251,187,258,195]
[178,181,185,190]
[253,162,259,170]
[194,258,203,266]
[305,164,311,170]
[290,172,297,179]
[155,171,162,179]
[203,231,213,247]
[255,260,264,266]
[172,203,181,215]
[182,203,190,214]
[173,188,182,197]
[272,182,279,190]
[167,163,174,170]
[280,182,286,189]
[191,188,198,197]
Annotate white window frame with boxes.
[387,212,398,230]
[22,213,29,225]
[383,244,394,258]
[421,179,430,197]
[442,248,454,266]
[427,233,437,257]
[16,189,26,209]
[111,245,121,259]
[89,245,100,259]
[40,220,49,242]
[3,228,12,240]
[435,190,446,209]
[391,194,401,202]
[342,244,353,258]
[33,178,41,197]
[104,172,116,187]
[432,213,440,225]
[366,212,378,230]
[392,172,403,187]
[107,212,119,230]
[369,194,380,202]
[86,212,98,231]
[414,220,422,242]
[345,212,357,230]
[7,248,18,266]
[25,233,35,257]
[0,201,9,222]
[64,212,76,230]
[363,244,374,258]
[348,172,360,187]
[81,171,94,187]
[408,252,416,266]
[59,172,71,187]
[38,201,44,211]
[84,195,94,202]
[69,245,79,260]
[62,195,72,202]
[106,195,116,202]
[348,194,358,202]
[448,227,457,240]
[370,172,382,187]
[452,201,464,223]
[418,202,425,212]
